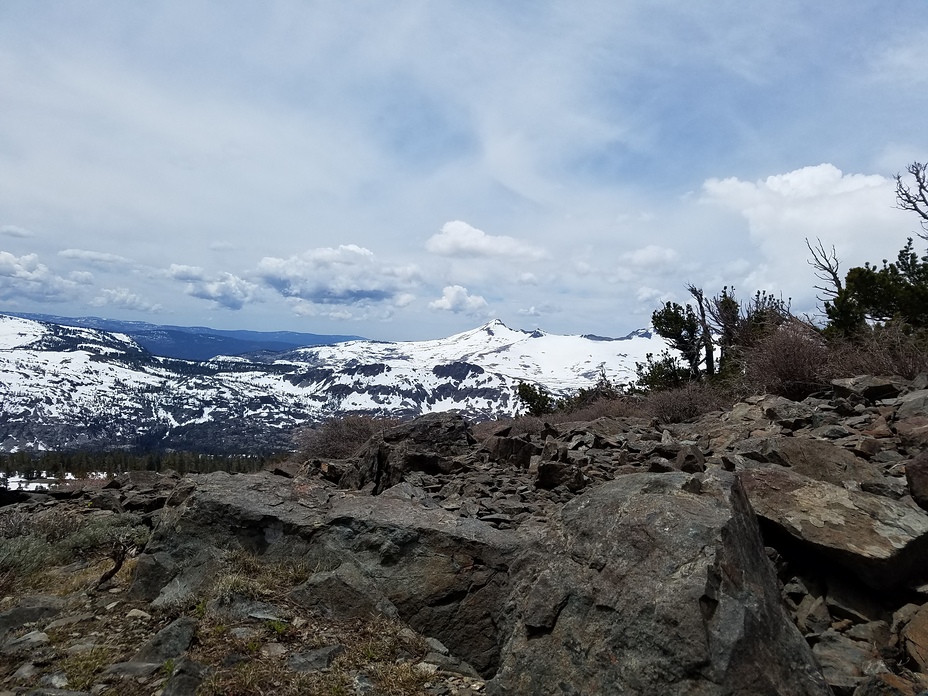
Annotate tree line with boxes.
[0,449,275,484]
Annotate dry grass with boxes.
[194,611,430,696]
[0,507,149,596]
[59,647,120,692]
[190,546,433,696]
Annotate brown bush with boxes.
[828,323,928,380]
[741,319,832,401]
[552,397,646,424]
[643,383,732,424]
[295,414,403,460]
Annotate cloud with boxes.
[701,163,911,310]
[68,271,94,284]
[870,29,928,86]
[518,306,542,317]
[90,288,161,312]
[620,245,679,269]
[635,286,665,303]
[426,221,547,260]
[168,264,208,282]
[0,252,74,301]
[0,224,33,238]
[288,298,399,322]
[291,303,355,321]
[428,285,489,315]
[169,265,256,310]
[257,244,420,309]
[58,249,133,265]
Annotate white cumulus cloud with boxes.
[620,245,679,269]
[428,285,489,315]
[701,163,911,308]
[68,271,94,284]
[0,251,75,301]
[426,221,547,261]
[90,288,161,312]
[168,264,256,310]
[257,245,420,310]
[168,264,208,282]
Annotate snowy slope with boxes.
[0,315,668,453]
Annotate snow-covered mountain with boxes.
[0,314,668,454]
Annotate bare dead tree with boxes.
[805,237,843,305]
[896,162,928,240]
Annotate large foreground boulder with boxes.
[130,471,520,676]
[488,472,830,695]
[740,466,928,590]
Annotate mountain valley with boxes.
[0,314,667,454]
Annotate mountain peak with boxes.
[480,318,509,331]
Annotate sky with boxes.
[1,2,927,341]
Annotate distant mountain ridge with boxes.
[0,314,668,454]
[3,311,362,361]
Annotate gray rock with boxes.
[339,412,476,493]
[421,651,482,678]
[104,661,161,677]
[483,435,540,468]
[488,472,830,695]
[740,467,928,590]
[131,466,521,678]
[758,436,880,487]
[2,630,48,655]
[675,444,706,472]
[535,459,586,491]
[0,597,63,644]
[162,658,211,696]
[131,616,197,663]
[896,389,928,419]
[832,376,908,403]
[287,644,346,672]
[906,451,928,511]
[812,629,881,692]
[290,565,399,620]
[796,595,832,635]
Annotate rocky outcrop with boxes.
[491,472,830,695]
[5,373,928,694]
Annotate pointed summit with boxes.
[479,318,509,332]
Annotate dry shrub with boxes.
[741,319,832,401]
[829,323,928,379]
[295,414,402,460]
[643,383,732,424]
